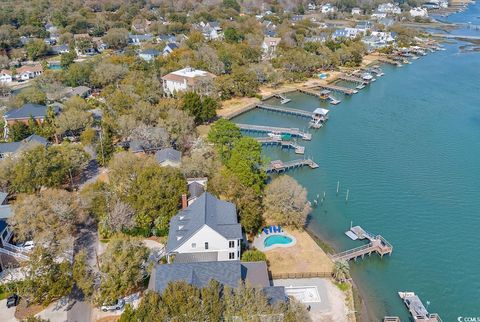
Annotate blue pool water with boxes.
[264,235,293,247]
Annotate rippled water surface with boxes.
[233,23,480,320]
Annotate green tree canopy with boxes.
[126,165,187,235]
[182,92,218,124]
[97,236,149,304]
[241,249,267,262]
[207,119,241,162]
[225,137,265,194]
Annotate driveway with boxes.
[0,299,18,322]
[66,217,100,322]
[36,297,69,322]
[92,292,141,321]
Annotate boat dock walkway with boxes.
[312,84,357,95]
[338,74,366,85]
[255,137,305,154]
[266,158,318,173]
[398,292,443,322]
[331,226,393,261]
[255,103,313,118]
[236,123,312,140]
[297,88,342,105]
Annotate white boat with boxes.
[267,132,282,140]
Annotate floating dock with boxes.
[255,103,313,118]
[398,292,442,322]
[331,226,393,262]
[255,137,305,154]
[235,123,312,140]
[273,93,291,104]
[266,158,318,173]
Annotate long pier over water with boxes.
[256,103,313,118]
[236,123,312,140]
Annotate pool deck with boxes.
[252,229,297,251]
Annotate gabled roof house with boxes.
[166,192,242,263]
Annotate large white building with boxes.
[161,67,215,95]
[377,3,402,14]
[166,192,242,263]
[410,7,429,17]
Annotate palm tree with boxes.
[333,260,350,283]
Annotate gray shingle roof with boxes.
[174,251,219,263]
[166,192,242,253]
[4,104,59,120]
[188,181,205,199]
[148,261,286,303]
[0,134,48,154]
[149,260,242,293]
[155,147,181,164]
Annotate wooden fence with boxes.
[269,271,333,280]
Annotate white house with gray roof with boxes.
[166,192,242,263]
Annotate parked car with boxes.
[6,294,19,308]
[101,299,125,312]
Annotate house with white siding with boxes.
[161,67,215,95]
[0,70,13,84]
[166,192,242,263]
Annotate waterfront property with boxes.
[310,83,358,95]
[266,158,318,174]
[161,67,216,96]
[398,292,442,322]
[253,227,297,251]
[331,225,393,261]
[235,123,312,140]
[165,192,242,263]
[255,136,305,154]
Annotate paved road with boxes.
[67,218,99,322]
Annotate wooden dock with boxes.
[312,84,357,95]
[331,229,393,262]
[255,137,305,154]
[298,88,342,105]
[398,292,442,322]
[273,93,291,104]
[266,159,318,173]
[235,123,312,140]
[255,103,313,118]
[338,74,366,85]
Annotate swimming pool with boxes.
[264,235,293,247]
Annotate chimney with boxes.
[181,193,188,209]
